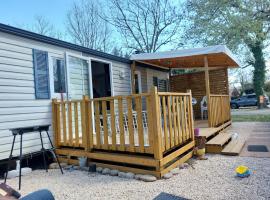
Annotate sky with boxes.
[0,0,269,88]
[0,0,74,33]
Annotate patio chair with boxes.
[200,96,208,120]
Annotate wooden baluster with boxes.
[179,96,185,143]
[176,97,182,144]
[102,101,109,149]
[88,100,94,149]
[52,99,59,148]
[56,103,61,146]
[151,87,163,160]
[172,96,178,145]
[118,98,125,151]
[127,97,135,152]
[146,95,154,151]
[167,96,174,148]
[68,102,73,146]
[74,102,79,146]
[162,96,169,150]
[94,101,101,148]
[84,96,90,151]
[62,102,67,145]
[110,100,116,150]
[183,96,188,142]
[187,90,194,141]
[135,96,144,153]
[81,97,87,150]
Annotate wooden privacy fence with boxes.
[208,94,231,127]
[52,88,194,159]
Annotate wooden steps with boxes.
[196,121,244,155]
[221,139,245,156]
[206,132,232,153]
[198,127,220,139]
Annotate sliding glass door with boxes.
[66,54,92,100]
[91,60,112,98]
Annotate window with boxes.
[33,49,50,99]
[53,58,66,93]
[68,55,90,99]
[153,77,158,87]
[152,76,168,92]
[158,79,168,92]
[134,71,142,94]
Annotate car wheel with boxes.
[231,104,238,109]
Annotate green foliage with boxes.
[263,81,270,92]
[185,0,270,99]
[232,114,270,122]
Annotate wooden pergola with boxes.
[131,45,240,127]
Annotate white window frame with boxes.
[48,53,67,99]
[64,53,114,134]
[134,71,142,93]
[88,56,115,97]
[65,52,93,100]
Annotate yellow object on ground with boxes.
[195,148,205,156]
[235,165,249,174]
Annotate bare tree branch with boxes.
[66,0,112,52]
[109,0,183,53]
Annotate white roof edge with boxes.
[130,45,241,67]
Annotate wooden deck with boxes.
[52,89,196,178]
[194,120,232,139]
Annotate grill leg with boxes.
[39,131,48,172]
[4,135,16,183]
[19,133,23,190]
[46,131,63,174]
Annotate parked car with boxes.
[230,94,269,109]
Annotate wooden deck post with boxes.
[187,90,195,141]
[52,98,59,148]
[150,87,163,161]
[82,95,90,151]
[204,56,211,127]
[131,61,136,94]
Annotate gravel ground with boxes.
[2,155,270,200]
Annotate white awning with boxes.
[130,45,240,69]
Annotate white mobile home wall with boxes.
[0,31,131,160]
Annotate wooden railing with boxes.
[158,91,194,153]
[52,88,194,158]
[208,94,231,127]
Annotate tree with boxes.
[32,15,55,36]
[66,0,112,52]
[109,0,183,53]
[185,0,270,100]
[111,46,124,57]
[21,15,63,39]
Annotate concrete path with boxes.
[226,122,270,157]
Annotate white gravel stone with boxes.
[102,168,111,175]
[171,168,181,175]
[49,162,67,169]
[80,167,89,171]
[162,172,173,179]
[140,175,157,182]
[125,172,135,179]
[118,172,127,178]
[183,163,189,168]
[134,174,143,180]
[109,170,119,176]
[2,150,270,200]
[73,166,80,170]
[96,167,103,173]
